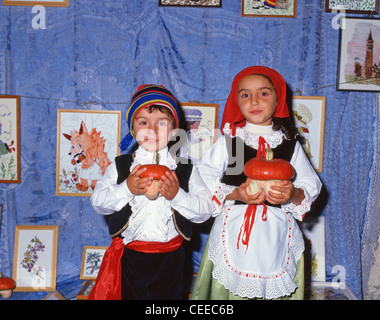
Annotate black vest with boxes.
[107,154,193,241]
[221,135,297,206]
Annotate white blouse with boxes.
[196,123,322,299]
[90,146,213,245]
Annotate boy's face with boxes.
[237,74,277,126]
[133,107,175,152]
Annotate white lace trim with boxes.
[210,180,237,217]
[282,187,313,221]
[223,122,286,149]
[208,209,305,299]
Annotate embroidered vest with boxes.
[107,154,193,241]
[221,135,296,206]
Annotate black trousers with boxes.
[120,246,185,300]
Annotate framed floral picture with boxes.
[0,95,20,183]
[159,0,222,7]
[325,0,379,14]
[178,103,219,163]
[3,0,69,7]
[338,17,380,92]
[292,96,326,172]
[13,225,58,292]
[242,0,297,18]
[80,246,108,280]
[56,109,121,197]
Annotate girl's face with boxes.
[237,74,277,126]
[133,107,175,152]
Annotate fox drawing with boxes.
[63,121,111,192]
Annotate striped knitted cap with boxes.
[119,84,180,151]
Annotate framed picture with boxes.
[325,0,379,14]
[0,95,20,183]
[292,96,325,172]
[307,282,358,300]
[80,246,108,280]
[13,225,58,292]
[242,0,297,18]
[42,291,65,300]
[338,17,380,92]
[178,103,219,163]
[159,0,222,7]
[76,280,95,300]
[3,0,69,7]
[56,109,121,197]
[300,216,326,283]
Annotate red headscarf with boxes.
[220,66,289,134]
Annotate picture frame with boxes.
[13,225,58,292]
[325,0,379,14]
[80,246,108,280]
[3,0,69,7]
[0,95,21,184]
[337,17,380,92]
[300,216,326,282]
[242,0,297,18]
[76,280,95,300]
[308,282,358,300]
[178,103,219,163]
[292,96,326,172]
[42,290,65,300]
[56,109,121,197]
[159,0,222,7]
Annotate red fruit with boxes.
[139,164,170,180]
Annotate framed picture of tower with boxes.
[338,17,380,91]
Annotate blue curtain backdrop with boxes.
[0,0,378,299]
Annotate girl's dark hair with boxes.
[272,117,298,140]
[255,74,298,141]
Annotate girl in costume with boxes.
[192,66,322,300]
[89,84,212,300]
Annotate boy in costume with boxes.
[89,84,212,300]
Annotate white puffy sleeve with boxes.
[90,162,134,215]
[281,141,323,221]
[196,136,237,217]
[171,164,213,223]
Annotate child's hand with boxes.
[227,181,266,205]
[158,170,180,200]
[126,164,153,195]
[266,180,297,205]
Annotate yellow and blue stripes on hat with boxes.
[119,84,180,151]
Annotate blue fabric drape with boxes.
[0,0,378,299]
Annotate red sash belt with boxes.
[126,235,183,253]
[88,237,124,300]
[88,235,183,300]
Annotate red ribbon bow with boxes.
[237,136,269,252]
